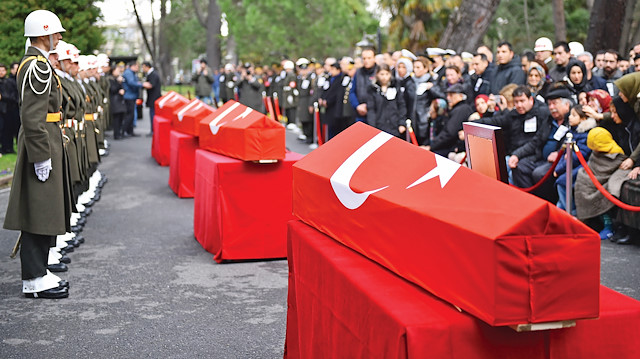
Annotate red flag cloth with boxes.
[285,220,640,359]
[169,130,197,198]
[199,100,286,161]
[155,91,190,121]
[292,122,600,326]
[152,116,172,166]
[193,149,303,262]
[172,99,216,137]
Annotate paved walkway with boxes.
[0,115,638,358]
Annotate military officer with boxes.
[295,58,315,143]
[4,9,74,299]
[281,60,298,129]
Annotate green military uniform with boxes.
[88,79,106,150]
[80,78,101,166]
[98,74,111,130]
[4,47,74,279]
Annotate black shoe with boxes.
[75,235,85,244]
[62,244,74,253]
[82,207,93,216]
[128,132,140,137]
[69,238,81,248]
[59,255,71,264]
[76,217,86,226]
[47,263,68,272]
[146,133,153,137]
[616,234,633,245]
[71,225,83,234]
[610,224,629,243]
[113,136,123,140]
[59,280,70,289]
[25,285,69,299]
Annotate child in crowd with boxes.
[554,104,596,214]
[366,64,407,138]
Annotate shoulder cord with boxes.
[20,58,52,102]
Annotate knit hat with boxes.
[587,127,624,154]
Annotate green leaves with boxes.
[0,0,103,65]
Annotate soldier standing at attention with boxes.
[4,9,74,299]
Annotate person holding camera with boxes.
[237,62,265,113]
[193,59,215,105]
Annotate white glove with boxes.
[34,158,52,182]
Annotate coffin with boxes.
[292,122,600,326]
[199,100,285,161]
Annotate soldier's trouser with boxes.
[20,231,55,280]
[285,108,297,125]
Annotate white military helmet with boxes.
[24,10,66,37]
[569,41,585,57]
[57,40,72,61]
[96,53,110,68]
[78,55,89,71]
[86,55,98,69]
[283,60,295,70]
[534,37,553,52]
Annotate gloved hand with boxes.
[34,158,52,182]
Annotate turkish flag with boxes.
[172,99,215,136]
[199,100,286,161]
[155,91,190,121]
[292,122,600,326]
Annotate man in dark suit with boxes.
[142,61,161,135]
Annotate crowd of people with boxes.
[203,37,640,245]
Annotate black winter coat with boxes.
[366,80,406,138]
[109,76,126,115]
[430,101,473,156]
[490,56,526,94]
[478,101,552,158]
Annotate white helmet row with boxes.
[57,40,80,62]
[24,10,66,37]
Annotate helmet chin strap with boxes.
[49,34,55,52]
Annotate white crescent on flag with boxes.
[330,132,393,210]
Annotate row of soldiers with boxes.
[215,58,351,145]
[4,10,108,299]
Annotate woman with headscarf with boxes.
[583,89,612,121]
[525,61,550,103]
[566,60,593,103]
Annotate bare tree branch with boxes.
[131,0,155,62]
[192,0,207,28]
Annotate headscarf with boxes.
[433,98,448,116]
[527,63,546,95]
[587,127,624,154]
[614,72,640,109]
[396,57,413,80]
[587,89,611,113]
[566,59,588,91]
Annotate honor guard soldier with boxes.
[295,58,315,143]
[4,10,75,299]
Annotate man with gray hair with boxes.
[577,51,607,90]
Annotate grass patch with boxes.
[0,152,16,177]
[164,85,196,99]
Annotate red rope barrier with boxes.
[575,150,640,212]
[512,148,565,193]
[315,107,324,145]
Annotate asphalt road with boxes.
[0,114,638,358]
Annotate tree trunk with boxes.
[159,0,172,85]
[206,0,222,70]
[552,0,566,42]
[619,0,638,55]
[131,0,155,63]
[226,34,237,65]
[586,0,627,54]
[438,0,501,53]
